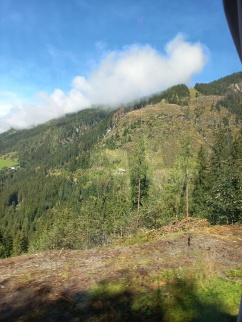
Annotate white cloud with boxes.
[0,104,12,117]
[0,34,207,133]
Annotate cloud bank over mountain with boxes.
[0,34,207,133]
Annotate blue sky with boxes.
[0,0,241,132]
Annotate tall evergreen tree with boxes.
[177,137,196,217]
[192,145,209,217]
[229,134,242,223]
[205,130,242,224]
[13,229,28,256]
[129,140,149,211]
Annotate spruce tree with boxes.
[129,139,149,211]
[205,130,242,224]
[192,145,209,217]
[177,137,196,218]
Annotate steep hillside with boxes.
[0,75,242,259]
[0,107,113,169]
[0,219,241,321]
[103,96,240,166]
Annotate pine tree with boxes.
[177,137,196,218]
[129,140,149,212]
[205,130,232,224]
[229,135,242,223]
[13,229,28,256]
[205,130,242,224]
[192,145,209,217]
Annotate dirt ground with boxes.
[0,218,242,321]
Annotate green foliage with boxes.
[216,92,242,119]
[160,138,197,220]
[0,77,241,258]
[159,168,185,220]
[193,131,242,224]
[195,72,242,95]
[147,83,190,106]
[13,229,28,256]
[162,83,190,105]
[122,83,190,111]
[0,107,112,171]
[0,152,18,169]
[129,140,149,210]
[75,270,239,322]
[0,229,13,258]
[191,146,209,217]
[226,267,242,279]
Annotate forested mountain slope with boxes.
[0,74,242,258]
[0,107,112,170]
[195,72,242,95]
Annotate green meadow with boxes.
[0,152,18,169]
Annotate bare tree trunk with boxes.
[137,177,141,213]
[186,169,189,217]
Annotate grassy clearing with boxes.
[0,159,16,168]
[0,152,18,169]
